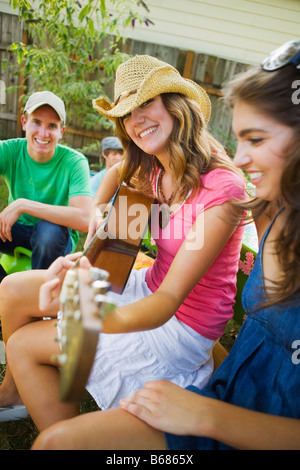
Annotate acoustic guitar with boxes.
[57,184,155,402]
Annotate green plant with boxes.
[214,128,252,183]
[214,127,236,159]
[7,0,153,150]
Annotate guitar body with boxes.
[58,185,155,402]
[82,184,155,293]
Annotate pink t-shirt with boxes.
[145,168,245,341]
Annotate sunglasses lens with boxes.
[262,40,300,71]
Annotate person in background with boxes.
[90,136,123,197]
[0,91,92,281]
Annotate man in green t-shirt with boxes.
[0,91,92,281]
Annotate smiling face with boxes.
[103,149,124,169]
[232,101,294,202]
[122,95,174,162]
[21,105,65,162]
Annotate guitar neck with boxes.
[59,267,117,402]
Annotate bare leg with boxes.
[32,406,167,450]
[0,270,48,406]
[6,319,79,430]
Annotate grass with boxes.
[0,176,8,212]
[0,368,98,450]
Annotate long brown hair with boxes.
[115,92,243,199]
[223,64,300,306]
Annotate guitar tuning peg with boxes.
[61,335,68,345]
[60,269,78,303]
[74,310,81,321]
[64,269,78,286]
[65,310,74,318]
[92,280,111,294]
[89,267,110,281]
[51,353,67,366]
[94,293,107,309]
[60,319,67,329]
[54,335,68,344]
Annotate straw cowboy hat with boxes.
[93,55,211,123]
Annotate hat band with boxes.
[113,88,138,107]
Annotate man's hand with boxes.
[0,199,24,242]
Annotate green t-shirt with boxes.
[0,138,92,250]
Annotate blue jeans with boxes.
[0,220,72,270]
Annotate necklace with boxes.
[158,169,175,229]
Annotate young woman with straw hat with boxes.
[0,55,245,430]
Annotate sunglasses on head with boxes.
[262,39,300,72]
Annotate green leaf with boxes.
[78,3,91,21]
[88,17,95,35]
[17,48,24,64]
[1,58,8,71]
[12,0,19,10]
[100,0,106,13]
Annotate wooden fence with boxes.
[0,12,22,139]
[0,11,249,160]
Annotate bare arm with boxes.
[0,195,92,242]
[40,202,240,334]
[102,202,240,333]
[120,380,300,450]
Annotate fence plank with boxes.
[0,12,22,139]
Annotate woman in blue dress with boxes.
[32,40,300,450]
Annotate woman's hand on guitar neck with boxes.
[84,206,107,249]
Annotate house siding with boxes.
[128,0,300,64]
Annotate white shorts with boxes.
[83,268,216,409]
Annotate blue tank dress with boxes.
[165,214,300,450]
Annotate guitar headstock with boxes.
[57,267,117,402]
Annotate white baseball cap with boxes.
[24,91,66,124]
